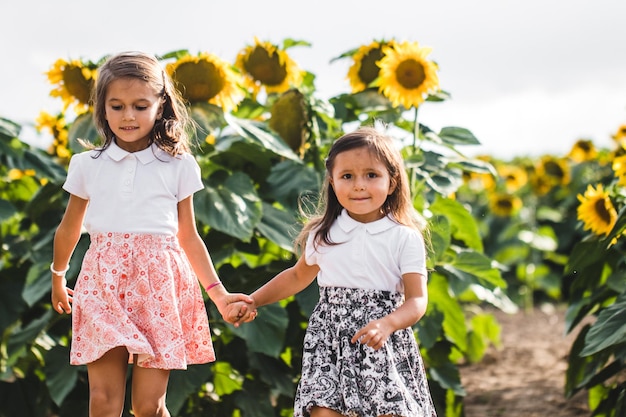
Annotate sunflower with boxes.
[611,124,626,144]
[235,37,303,97]
[612,154,626,187]
[376,41,439,109]
[497,164,528,192]
[36,111,71,159]
[346,40,396,93]
[577,184,617,236]
[489,193,522,217]
[536,156,571,187]
[567,139,597,163]
[46,58,97,113]
[166,52,243,110]
[8,169,36,181]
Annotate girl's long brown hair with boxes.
[295,126,427,253]
[87,51,194,156]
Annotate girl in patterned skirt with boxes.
[235,127,437,417]
[50,51,252,417]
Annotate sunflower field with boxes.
[1,37,625,417]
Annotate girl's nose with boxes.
[354,180,365,191]
[122,110,135,121]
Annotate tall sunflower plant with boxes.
[563,136,626,416]
[3,37,507,417]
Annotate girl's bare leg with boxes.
[131,364,171,417]
[86,346,129,417]
[310,406,345,417]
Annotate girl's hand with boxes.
[351,318,393,350]
[215,293,255,327]
[51,277,73,314]
[226,301,258,327]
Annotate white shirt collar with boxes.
[105,140,161,165]
[336,208,397,235]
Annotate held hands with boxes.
[351,318,394,351]
[215,293,257,328]
[51,277,73,314]
[225,300,258,327]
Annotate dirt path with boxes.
[459,305,591,417]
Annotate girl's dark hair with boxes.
[88,51,194,156]
[295,126,427,253]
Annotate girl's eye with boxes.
[342,174,352,179]
[135,106,148,111]
[367,173,378,178]
[111,105,122,111]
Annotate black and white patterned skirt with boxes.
[294,286,437,417]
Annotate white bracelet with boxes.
[50,263,70,276]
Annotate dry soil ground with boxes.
[459,305,591,417]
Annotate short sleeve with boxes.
[304,230,318,266]
[62,152,89,199]
[399,229,428,278]
[177,154,204,201]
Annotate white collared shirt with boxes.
[305,209,427,292]
[63,141,203,235]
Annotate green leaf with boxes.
[167,364,212,415]
[189,102,226,136]
[443,250,506,291]
[233,385,276,417]
[213,361,243,395]
[580,291,626,356]
[428,215,451,265]
[438,126,480,146]
[0,117,21,139]
[194,172,262,241]
[256,202,298,251]
[430,196,483,251]
[429,362,465,395]
[0,199,17,222]
[232,303,289,357]
[67,112,100,151]
[44,345,78,406]
[427,274,467,351]
[224,114,300,161]
[248,353,296,397]
[22,264,51,306]
[0,274,27,334]
[265,160,320,211]
[415,307,444,350]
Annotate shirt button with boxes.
[124,180,131,185]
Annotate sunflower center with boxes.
[395,59,426,89]
[172,60,225,103]
[594,198,613,225]
[544,161,564,179]
[358,48,384,86]
[244,46,287,86]
[63,66,92,104]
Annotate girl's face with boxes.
[329,146,395,223]
[104,78,163,152]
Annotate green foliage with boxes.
[1,46,506,417]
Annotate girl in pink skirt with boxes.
[50,51,253,417]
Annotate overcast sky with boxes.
[2,0,625,158]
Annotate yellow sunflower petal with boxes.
[167,52,243,110]
[376,40,440,109]
[577,184,617,236]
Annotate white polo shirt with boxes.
[63,141,203,235]
[305,209,428,293]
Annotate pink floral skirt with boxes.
[70,232,215,369]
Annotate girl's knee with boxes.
[89,386,124,416]
[131,399,169,417]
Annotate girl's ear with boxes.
[388,177,398,195]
